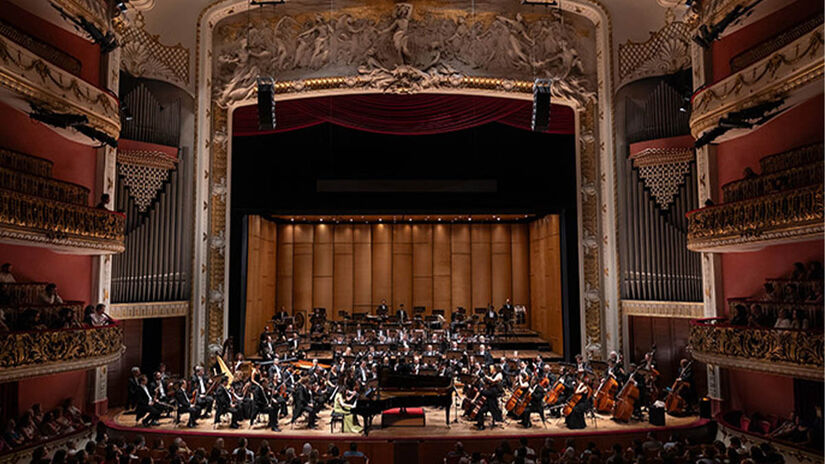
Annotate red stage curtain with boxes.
[232,94,574,136]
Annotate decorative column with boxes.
[91,45,121,416]
[691,40,723,403]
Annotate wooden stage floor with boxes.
[107,407,701,440]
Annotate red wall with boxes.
[0,100,98,199]
[715,95,823,199]
[0,0,100,85]
[711,0,822,82]
[0,243,93,304]
[725,369,794,418]
[17,370,89,413]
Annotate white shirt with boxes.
[0,272,15,283]
[90,313,109,326]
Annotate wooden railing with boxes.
[0,165,90,205]
[0,188,125,253]
[0,323,124,383]
[686,185,823,252]
[689,317,823,380]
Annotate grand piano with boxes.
[351,368,453,435]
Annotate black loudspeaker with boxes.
[257,77,276,130]
[699,397,712,418]
[531,78,553,132]
[649,405,665,426]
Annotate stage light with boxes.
[290,218,294,222]
[257,76,276,130]
[532,78,553,132]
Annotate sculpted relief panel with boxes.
[212,3,597,105]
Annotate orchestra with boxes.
[126,302,696,433]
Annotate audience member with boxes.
[39,284,63,305]
[0,263,15,283]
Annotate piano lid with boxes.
[378,368,452,390]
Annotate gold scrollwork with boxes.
[686,185,824,252]
[0,188,125,253]
[689,318,824,380]
[0,324,123,370]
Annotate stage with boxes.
[106,407,703,440]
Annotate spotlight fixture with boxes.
[532,78,553,132]
[29,104,117,148]
[257,77,276,130]
[50,2,118,52]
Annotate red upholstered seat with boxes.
[383,407,424,416]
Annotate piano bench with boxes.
[330,412,345,433]
[381,408,425,427]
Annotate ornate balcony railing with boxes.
[0,301,85,330]
[727,298,822,327]
[0,34,120,145]
[0,165,90,205]
[0,324,124,383]
[686,185,823,252]
[690,26,823,144]
[721,160,823,203]
[0,188,125,254]
[0,148,53,177]
[689,317,824,380]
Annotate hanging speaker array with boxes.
[531,78,553,132]
[257,77,276,130]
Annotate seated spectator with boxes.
[18,411,40,442]
[0,263,15,283]
[343,442,365,459]
[2,419,24,447]
[39,284,64,305]
[90,303,113,327]
[791,262,807,280]
[748,304,773,327]
[514,437,536,461]
[232,438,254,463]
[774,309,792,329]
[0,309,9,332]
[729,304,748,326]
[808,261,823,280]
[790,309,809,330]
[82,305,95,326]
[539,438,556,464]
[324,444,344,464]
[446,442,468,462]
[97,194,111,210]
[605,443,623,464]
[727,437,747,464]
[55,307,82,329]
[642,432,663,453]
[22,308,48,331]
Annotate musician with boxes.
[127,366,141,411]
[484,304,497,337]
[475,365,504,430]
[259,335,276,360]
[674,358,695,406]
[499,298,515,334]
[292,376,319,429]
[174,380,201,428]
[191,366,214,415]
[376,299,389,317]
[333,385,362,433]
[575,354,591,374]
[520,376,547,428]
[214,376,242,429]
[606,358,627,385]
[135,375,161,427]
[477,344,494,366]
[564,376,593,430]
[149,371,173,415]
[249,378,280,432]
[396,304,408,323]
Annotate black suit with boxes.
[127,376,141,410]
[249,383,279,430]
[136,385,161,426]
[175,389,201,426]
[214,385,240,426]
[190,374,214,414]
[292,384,317,427]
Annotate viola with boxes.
[593,375,619,413]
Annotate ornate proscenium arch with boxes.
[192,0,619,365]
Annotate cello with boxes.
[593,374,620,413]
[611,367,640,422]
[543,376,566,406]
[562,379,593,417]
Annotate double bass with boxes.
[611,368,640,422]
[593,374,619,413]
[664,361,692,415]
